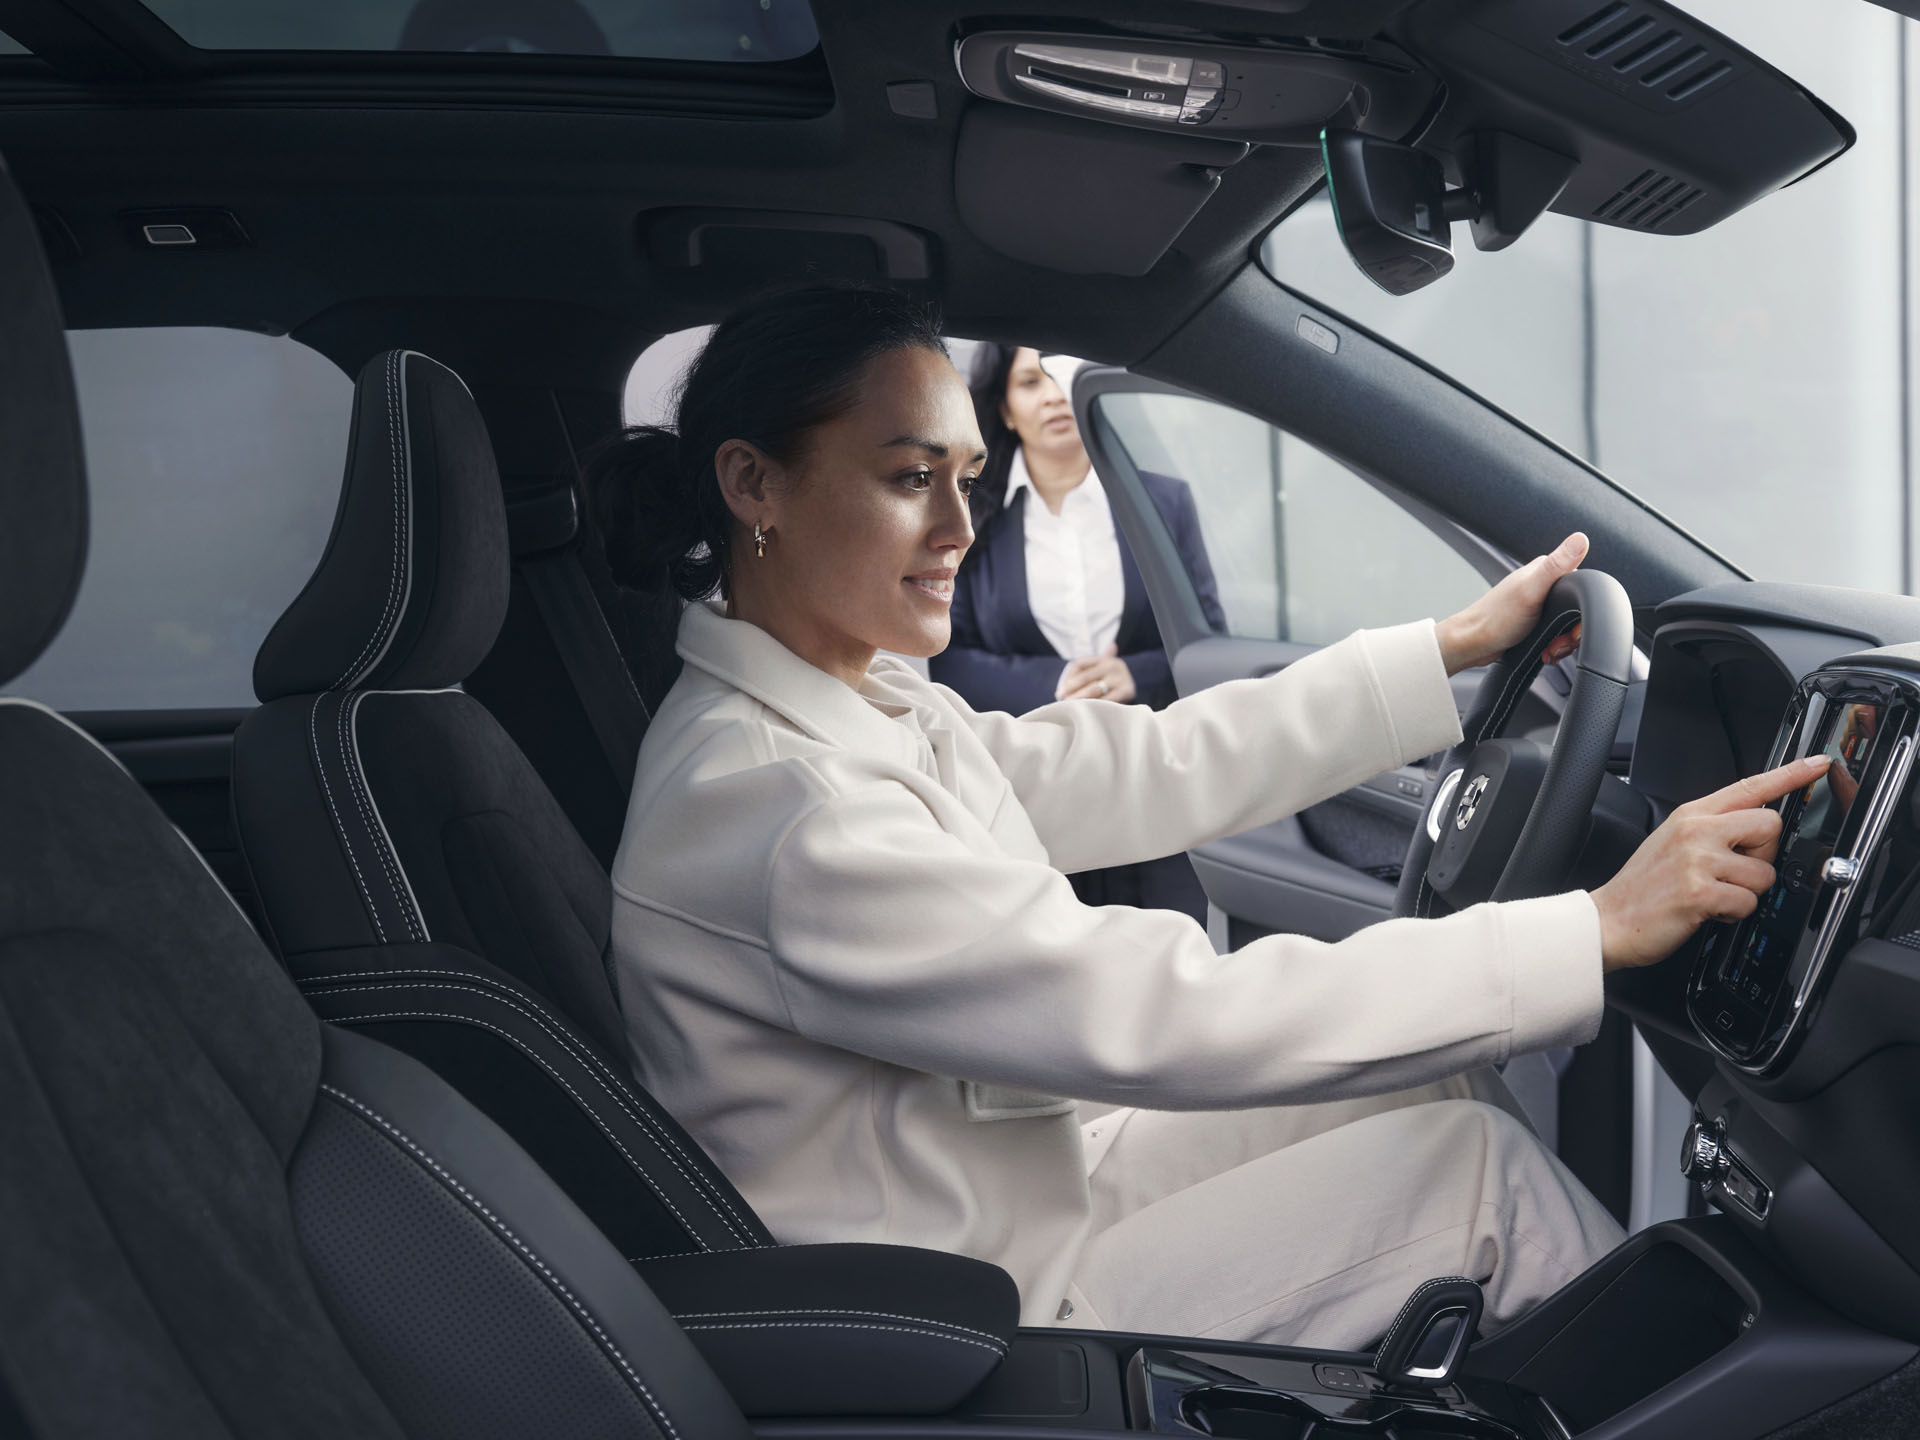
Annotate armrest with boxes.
[636,1243,1019,1417]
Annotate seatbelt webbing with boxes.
[519,550,651,788]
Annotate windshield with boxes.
[1261,0,1902,592]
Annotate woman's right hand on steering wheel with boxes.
[1591,753,1830,972]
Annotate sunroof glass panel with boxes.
[136,0,819,60]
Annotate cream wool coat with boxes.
[611,601,1605,1326]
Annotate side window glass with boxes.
[624,325,712,426]
[1092,392,1487,644]
[11,327,351,711]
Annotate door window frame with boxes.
[1072,366,1514,658]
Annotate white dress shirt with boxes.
[610,603,1605,1325]
[1005,449,1126,662]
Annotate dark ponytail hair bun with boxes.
[586,282,947,600]
[585,426,696,591]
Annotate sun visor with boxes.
[954,105,1248,276]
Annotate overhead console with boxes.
[1400,0,1852,238]
[953,31,1440,145]
[950,0,1852,283]
[952,28,1444,276]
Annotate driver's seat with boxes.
[230,345,772,1264]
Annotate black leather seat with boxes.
[230,346,775,1265]
[0,151,760,1440]
[226,347,1032,1420]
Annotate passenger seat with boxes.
[231,349,771,1263]
[0,153,761,1440]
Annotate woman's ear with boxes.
[714,438,776,528]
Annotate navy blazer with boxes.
[932,470,1227,714]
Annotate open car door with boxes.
[1071,367,1570,949]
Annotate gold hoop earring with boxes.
[753,521,767,559]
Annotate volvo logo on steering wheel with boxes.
[1453,774,1491,832]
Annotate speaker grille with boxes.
[1592,168,1705,229]
[1555,3,1737,105]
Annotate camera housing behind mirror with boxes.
[1321,128,1577,295]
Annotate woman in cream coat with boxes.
[595,285,1818,1347]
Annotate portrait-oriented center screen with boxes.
[1711,702,1878,1027]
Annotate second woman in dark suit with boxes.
[931,344,1227,919]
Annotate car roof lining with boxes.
[0,0,1852,391]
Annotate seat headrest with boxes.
[0,155,88,688]
[255,350,510,701]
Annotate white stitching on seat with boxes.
[309,695,386,943]
[321,974,761,1244]
[320,1082,685,1440]
[335,693,412,943]
[307,968,759,1244]
[676,1319,1006,1357]
[344,692,429,943]
[333,351,409,691]
[315,973,760,1243]
[670,1308,1005,1348]
[315,1002,711,1245]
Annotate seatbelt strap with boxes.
[518,549,651,788]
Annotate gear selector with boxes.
[1373,1276,1485,1390]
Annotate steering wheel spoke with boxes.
[1392,571,1635,919]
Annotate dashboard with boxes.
[1609,580,1920,1341]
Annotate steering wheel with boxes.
[1392,570,1635,920]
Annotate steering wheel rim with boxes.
[1391,569,1636,920]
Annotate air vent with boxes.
[1554,3,1737,105]
[1592,169,1705,229]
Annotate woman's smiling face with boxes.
[719,345,986,685]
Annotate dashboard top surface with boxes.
[1655,582,1920,649]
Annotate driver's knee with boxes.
[1434,1099,1624,1322]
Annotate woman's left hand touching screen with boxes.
[1435,532,1591,677]
[1057,644,1137,703]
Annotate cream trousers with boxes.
[1066,1077,1625,1350]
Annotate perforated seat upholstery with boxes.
[0,151,756,1440]
[233,347,773,1263]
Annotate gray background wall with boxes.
[1262,0,1914,594]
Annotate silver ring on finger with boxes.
[1098,680,1109,696]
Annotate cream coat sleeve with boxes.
[764,778,1605,1111]
[934,620,1462,873]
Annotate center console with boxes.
[1125,1344,1567,1439]
[755,1221,1910,1440]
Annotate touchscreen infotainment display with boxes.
[1713,702,1879,1016]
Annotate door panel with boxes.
[1170,628,1563,939]
[1079,373,1551,941]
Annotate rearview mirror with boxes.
[1320,129,1460,296]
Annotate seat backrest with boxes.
[233,347,771,1262]
[0,150,753,1440]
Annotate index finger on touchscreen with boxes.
[1693,753,1831,815]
